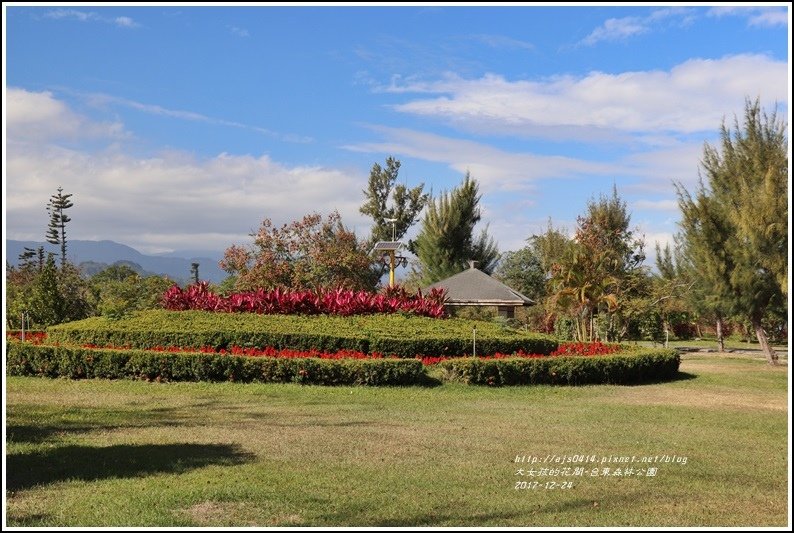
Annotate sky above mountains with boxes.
[4,4,790,268]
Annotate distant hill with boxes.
[6,240,227,283]
[77,260,163,279]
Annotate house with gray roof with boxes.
[425,262,534,319]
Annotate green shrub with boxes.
[46,310,558,357]
[6,341,426,386]
[553,316,576,341]
[438,348,680,386]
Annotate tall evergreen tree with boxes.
[46,186,74,269]
[413,172,499,284]
[360,157,429,248]
[676,99,787,364]
[528,219,572,279]
[30,254,66,327]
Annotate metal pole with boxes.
[21,312,25,342]
[389,250,396,287]
[473,326,476,358]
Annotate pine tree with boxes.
[30,253,66,327]
[413,172,499,284]
[360,157,428,248]
[46,186,74,269]
[676,99,787,364]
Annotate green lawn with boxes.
[634,338,788,354]
[5,353,789,527]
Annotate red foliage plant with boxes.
[161,281,447,318]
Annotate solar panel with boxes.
[370,241,403,254]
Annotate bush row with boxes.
[438,348,680,386]
[6,342,426,386]
[46,310,558,358]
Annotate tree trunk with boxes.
[752,317,779,365]
[716,317,725,352]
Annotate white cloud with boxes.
[5,92,367,255]
[85,91,312,143]
[708,7,788,28]
[580,8,695,46]
[7,88,125,141]
[344,126,618,193]
[44,9,139,28]
[633,199,679,211]
[470,34,534,51]
[114,16,138,28]
[581,16,648,45]
[229,26,250,38]
[389,54,788,137]
[6,144,369,254]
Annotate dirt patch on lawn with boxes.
[180,501,302,526]
[603,386,787,412]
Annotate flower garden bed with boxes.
[45,310,559,358]
[7,327,679,387]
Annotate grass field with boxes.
[5,352,789,527]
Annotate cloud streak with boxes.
[580,8,695,46]
[387,54,787,138]
[44,9,139,28]
[708,6,788,28]
[84,92,313,143]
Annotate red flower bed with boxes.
[6,331,47,344]
[161,282,447,318]
[549,341,621,357]
[14,333,618,367]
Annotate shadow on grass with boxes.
[6,405,190,445]
[616,370,698,388]
[7,443,253,492]
[360,508,528,527]
[415,374,443,388]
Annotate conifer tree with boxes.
[676,99,787,364]
[46,186,74,269]
[360,157,428,248]
[413,172,499,284]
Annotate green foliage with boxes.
[553,315,576,341]
[6,342,426,386]
[89,265,173,319]
[220,211,378,292]
[46,310,558,358]
[549,187,647,342]
[493,247,545,302]
[413,172,499,284]
[676,99,787,363]
[359,157,429,248]
[528,219,573,277]
[636,308,665,343]
[29,255,67,327]
[7,255,94,329]
[46,186,74,269]
[439,348,680,386]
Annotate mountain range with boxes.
[6,240,227,283]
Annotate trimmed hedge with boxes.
[46,310,558,358]
[6,342,426,386]
[438,348,681,386]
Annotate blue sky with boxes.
[3,4,790,271]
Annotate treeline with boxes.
[494,99,787,364]
[7,100,787,366]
